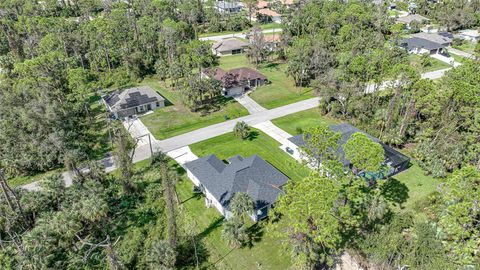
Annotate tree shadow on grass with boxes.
[246,130,259,141]
[176,237,210,269]
[245,223,265,249]
[381,178,410,207]
[198,216,224,239]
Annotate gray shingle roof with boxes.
[396,14,429,24]
[103,86,165,111]
[288,123,410,175]
[184,154,289,211]
[411,32,453,45]
[399,37,445,51]
[215,1,243,9]
[212,38,248,53]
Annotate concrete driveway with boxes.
[234,94,266,114]
[253,121,293,146]
[166,146,198,167]
[123,117,156,146]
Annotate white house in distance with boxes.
[211,38,249,56]
[102,86,165,118]
[457,29,479,42]
[184,154,289,221]
[214,1,243,14]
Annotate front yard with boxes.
[272,108,339,135]
[139,78,249,140]
[452,40,476,54]
[219,55,314,109]
[407,54,451,73]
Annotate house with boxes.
[251,33,281,50]
[215,1,243,14]
[256,0,269,9]
[212,38,249,56]
[184,154,289,221]
[257,8,282,23]
[399,37,446,54]
[202,67,267,96]
[395,14,429,28]
[457,29,479,42]
[102,86,165,118]
[411,32,454,46]
[283,123,410,177]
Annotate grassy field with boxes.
[407,54,451,72]
[190,129,312,181]
[272,108,339,135]
[139,78,249,140]
[219,55,314,109]
[452,40,476,54]
[449,52,472,64]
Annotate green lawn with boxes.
[219,55,315,109]
[407,54,451,73]
[452,40,476,54]
[139,78,249,140]
[190,129,312,181]
[272,108,339,135]
[449,52,472,64]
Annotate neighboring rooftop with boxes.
[399,37,445,51]
[103,86,165,111]
[212,38,248,53]
[288,123,410,175]
[256,0,268,9]
[184,154,289,211]
[204,67,267,83]
[458,29,479,37]
[396,14,429,24]
[215,1,243,9]
[258,8,281,17]
[411,32,453,45]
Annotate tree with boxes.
[244,0,258,22]
[300,124,341,173]
[233,121,251,140]
[230,192,255,219]
[246,27,269,67]
[221,216,249,248]
[146,240,177,270]
[344,133,385,175]
[113,126,135,194]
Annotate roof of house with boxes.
[411,32,453,45]
[458,29,479,37]
[204,67,267,83]
[263,34,281,43]
[399,37,445,51]
[258,8,281,17]
[288,123,410,171]
[256,0,269,9]
[396,14,429,24]
[215,1,243,9]
[278,0,294,5]
[103,86,165,111]
[184,154,289,210]
[212,38,248,53]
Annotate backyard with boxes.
[219,55,315,109]
[139,78,249,140]
[452,40,476,54]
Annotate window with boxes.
[156,101,160,107]
[232,49,242,55]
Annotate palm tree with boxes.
[221,216,249,247]
[230,192,255,217]
[233,121,251,140]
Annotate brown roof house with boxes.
[212,38,249,56]
[103,86,165,118]
[257,8,282,23]
[202,67,267,96]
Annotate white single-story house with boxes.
[184,154,289,221]
[399,37,446,54]
[215,1,243,14]
[456,29,479,42]
[201,67,267,96]
[212,38,249,56]
[102,86,165,118]
[282,123,410,177]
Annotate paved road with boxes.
[234,94,266,114]
[199,28,283,42]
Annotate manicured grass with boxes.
[139,78,249,140]
[272,108,339,135]
[449,52,471,64]
[452,41,476,54]
[176,172,292,269]
[219,55,314,109]
[407,54,451,72]
[190,129,312,181]
[256,22,281,30]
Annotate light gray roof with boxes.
[212,38,248,52]
[215,1,243,9]
[184,154,289,211]
[288,123,410,174]
[399,37,445,51]
[103,86,165,111]
[396,14,429,24]
[411,32,453,45]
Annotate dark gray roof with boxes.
[184,154,289,211]
[411,32,453,45]
[288,123,410,173]
[103,86,165,111]
[399,37,445,51]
